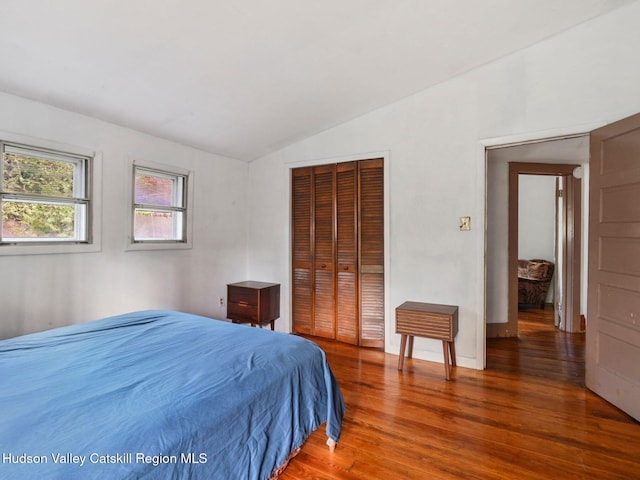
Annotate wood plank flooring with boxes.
[280,307,640,479]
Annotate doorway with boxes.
[517,173,557,313]
[485,136,588,338]
[510,162,582,336]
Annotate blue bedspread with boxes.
[0,310,345,479]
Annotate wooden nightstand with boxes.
[396,301,458,380]
[227,281,280,330]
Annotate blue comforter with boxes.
[0,310,345,479]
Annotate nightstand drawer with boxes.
[228,288,258,307]
[227,301,258,322]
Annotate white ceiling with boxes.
[0,1,633,161]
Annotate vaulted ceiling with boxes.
[0,1,633,160]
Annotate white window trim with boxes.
[126,159,193,251]
[0,131,102,256]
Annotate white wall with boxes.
[247,1,640,369]
[518,175,556,262]
[0,92,249,339]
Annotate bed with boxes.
[0,310,345,479]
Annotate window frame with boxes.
[0,132,101,256]
[127,160,193,251]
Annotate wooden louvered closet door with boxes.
[291,159,384,347]
[358,159,385,348]
[313,165,336,338]
[336,162,358,344]
[291,167,313,335]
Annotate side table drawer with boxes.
[395,301,458,342]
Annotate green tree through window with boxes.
[1,144,89,243]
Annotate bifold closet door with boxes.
[291,159,384,347]
[290,165,338,339]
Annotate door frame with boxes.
[503,162,582,337]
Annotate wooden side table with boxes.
[396,301,458,380]
[227,281,280,330]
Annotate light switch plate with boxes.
[460,216,471,231]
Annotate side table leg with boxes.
[407,335,414,358]
[449,340,457,367]
[442,340,451,381]
[398,334,408,370]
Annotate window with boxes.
[131,164,189,245]
[1,142,91,245]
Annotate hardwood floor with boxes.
[280,307,640,479]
